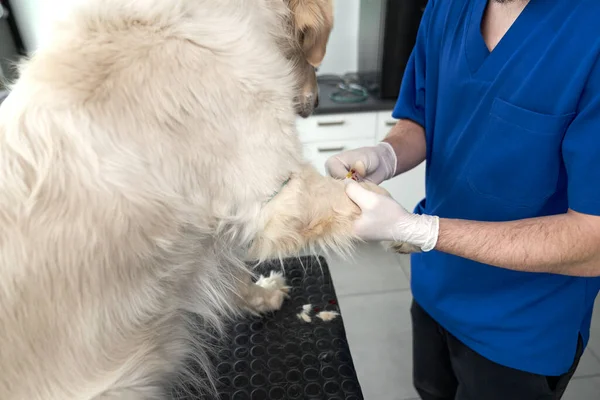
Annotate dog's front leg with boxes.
[249,163,393,260]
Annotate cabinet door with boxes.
[303,139,376,176]
[376,111,398,141]
[380,162,426,212]
[376,112,426,210]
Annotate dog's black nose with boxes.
[314,94,319,109]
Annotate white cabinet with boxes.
[296,110,426,212]
[373,112,426,211]
[375,111,398,141]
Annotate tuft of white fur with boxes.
[297,312,312,323]
[316,311,340,321]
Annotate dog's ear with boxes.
[289,0,334,67]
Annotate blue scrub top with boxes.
[393,0,600,375]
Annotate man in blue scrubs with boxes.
[326,0,600,398]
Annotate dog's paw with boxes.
[250,271,290,313]
[382,241,421,254]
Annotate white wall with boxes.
[317,0,360,76]
[9,0,41,52]
[10,0,76,52]
[11,0,360,75]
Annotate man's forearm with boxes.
[434,211,600,277]
[382,119,426,176]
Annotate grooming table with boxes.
[171,256,364,400]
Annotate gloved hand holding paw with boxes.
[344,179,439,252]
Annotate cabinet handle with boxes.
[385,121,397,127]
[317,120,346,127]
[317,146,345,153]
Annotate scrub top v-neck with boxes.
[391,0,600,377]
[465,0,539,80]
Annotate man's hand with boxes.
[325,142,397,184]
[345,180,439,252]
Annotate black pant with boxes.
[411,300,583,400]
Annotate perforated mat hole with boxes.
[301,341,315,352]
[267,357,283,370]
[304,382,323,397]
[235,335,249,346]
[286,369,302,383]
[267,344,282,356]
[268,386,286,400]
[308,294,321,303]
[324,381,341,395]
[234,347,249,358]
[250,321,264,332]
[292,296,308,304]
[321,365,336,380]
[287,384,303,399]
[284,342,300,353]
[250,388,267,400]
[304,367,319,381]
[306,284,319,294]
[289,269,302,278]
[342,379,359,394]
[250,334,265,345]
[233,375,249,389]
[234,323,249,334]
[268,371,284,385]
[217,362,232,375]
[302,354,319,367]
[316,339,329,351]
[232,390,249,400]
[250,345,265,358]
[314,327,328,338]
[250,359,265,371]
[234,360,248,373]
[250,373,267,387]
[304,276,317,285]
[285,355,301,369]
[218,376,232,388]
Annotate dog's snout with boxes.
[314,94,319,109]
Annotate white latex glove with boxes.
[344,179,440,252]
[325,142,397,184]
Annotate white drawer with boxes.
[296,112,377,144]
[303,138,376,176]
[376,111,398,141]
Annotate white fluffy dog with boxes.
[0,0,392,398]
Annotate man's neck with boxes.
[482,0,530,51]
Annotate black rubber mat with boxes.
[172,256,364,400]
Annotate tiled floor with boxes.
[323,243,600,400]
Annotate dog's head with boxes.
[281,0,334,118]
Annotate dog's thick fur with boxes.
[0,1,396,398]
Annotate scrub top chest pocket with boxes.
[466,97,575,208]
